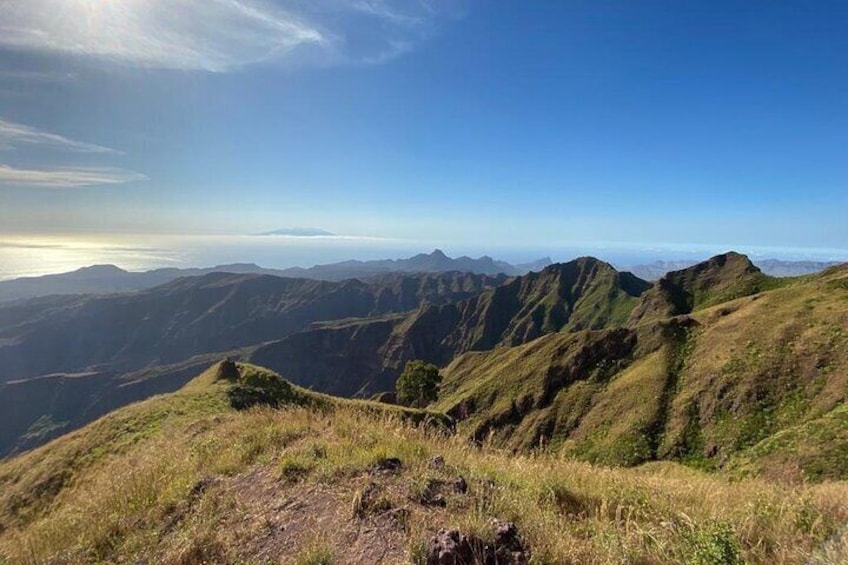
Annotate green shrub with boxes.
[397,360,442,407]
[684,521,744,565]
[226,366,298,410]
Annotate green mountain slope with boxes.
[435,262,848,480]
[0,271,502,457]
[1,361,846,564]
[250,258,650,396]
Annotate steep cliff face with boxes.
[249,317,401,397]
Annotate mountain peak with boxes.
[629,252,772,325]
[664,251,761,285]
[76,264,127,274]
[541,256,615,275]
[703,251,758,270]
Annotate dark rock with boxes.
[426,521,530,565]
[371,457,403,473]
[491,519,530,564]
[418,479,448,507]
[453,475,468,494]
[216,359,240,381]
[427,529,475,565]
[430,494,447,507]
[429,455,446,469]
[493,520,520,549]
[189,476,218,500]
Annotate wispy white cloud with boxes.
[0,165,146,189]
[0,0,325,72]
[0,118,145,188]
[0,118,116,154]
[0,0,460,71]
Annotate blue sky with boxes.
[0,1,846,253]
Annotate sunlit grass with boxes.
[1,366,846,564]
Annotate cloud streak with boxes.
[0,0,324,72]
[0,0,460,71]
[0,118,144,188]
[0,118,116,154]
[0,165,146,189]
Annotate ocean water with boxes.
[1,233,846,281]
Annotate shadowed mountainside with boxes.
[250,257,651,395]
[0,354,227,457]
[0,270,505,384]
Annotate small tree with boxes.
[396,360,442,407]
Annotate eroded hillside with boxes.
[435,262,848,481]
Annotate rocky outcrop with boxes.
[426,520,530,564]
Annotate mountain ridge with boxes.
[0,250,550,303]
[433,261,848,480]
[250,257,652,396]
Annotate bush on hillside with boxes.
[226,366,297,410]
[396,360,442,408]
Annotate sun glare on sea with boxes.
[0,234,181,280]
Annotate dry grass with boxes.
[1,385,847,564]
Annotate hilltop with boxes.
[1,361,846,564]
[627,258,842,281]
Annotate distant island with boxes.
[257,227,336,237]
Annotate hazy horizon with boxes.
[1,231,846,281]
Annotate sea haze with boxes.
[1,233,847,281]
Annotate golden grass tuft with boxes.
[0,400,844,563]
